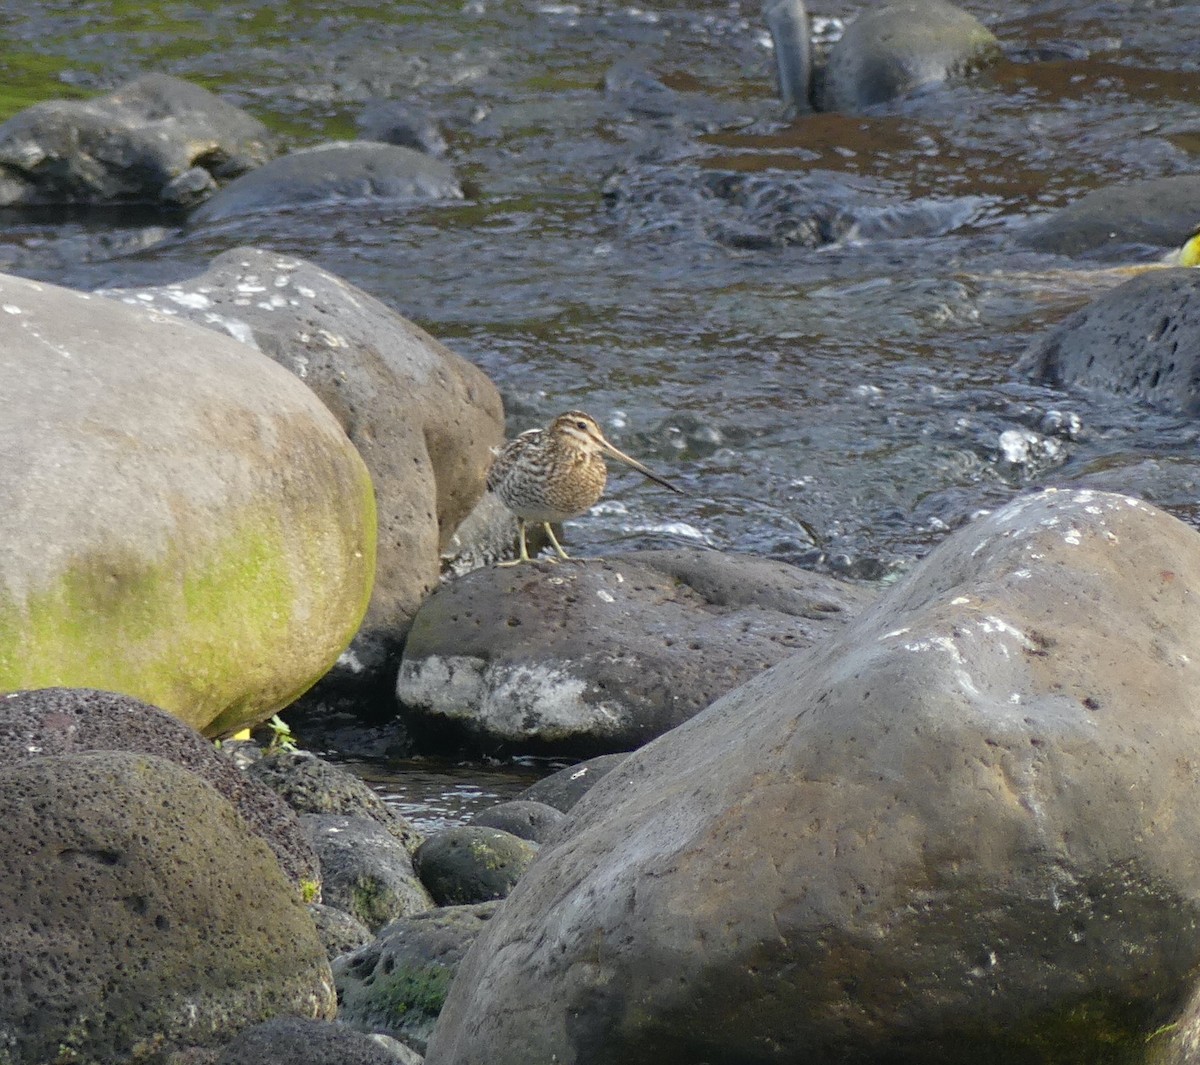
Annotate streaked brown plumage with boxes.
[487,410,682,565]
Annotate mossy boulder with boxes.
[414,826,538,905]
[0,750,335,1063]
[0,271,375,736]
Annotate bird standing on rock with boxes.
[487,410,682,566]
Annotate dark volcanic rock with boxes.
[308,903,374,961]
[356,100,448,157]
[336,902,500,1052]
[245,749,422,852]
[0,687,319,887]
[0,751,334,1064]
[427,489,1200,1065]
[1020,268,1200,414]
[0,72,275,208]
[1017,175,1200,258]
[397,547,875,755]
[302,814,434,932]
[469,799,566,843]
[414,826,538,905]
[517,753,629,811]
[216,1018,408,1065]
[190,140,462,224]
[820,0,1001,113]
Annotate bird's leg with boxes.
[497,519,532,567]
[543,522,571,561]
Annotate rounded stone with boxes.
[469,799,566,843]
[414,826,538,905]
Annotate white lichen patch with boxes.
[1063,527,1082,546]
[2,305,21,315]
[596,589,615,603]
[167,290,211,311]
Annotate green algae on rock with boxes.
[0,271,375,735]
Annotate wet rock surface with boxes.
[427,489,1200,1065]
[0,751,334,1064]
[336,902,500,1053]
[189,141,462,224]
[1016,175,1200,259]
[302,814,435,932]
[1021,268,1200,414]
[0,73,275,208]
[516,753,630,811]
[820,0,1001,113]
[0,687,319,887]
[397,547,876,755]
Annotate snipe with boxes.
[487,410,682,565]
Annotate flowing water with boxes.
[2,0,1199,815]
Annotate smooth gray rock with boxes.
[414,826,538,905]
[427,489,1200,1065]
[356,101,448,157]
[397,547,875,754]
[469,799,566,843]
[1017,175,1200,258]
[0,687,319,888]
[821,0,1001,113]
[0,270,373,738]
[308,903,374,961]
[0,72,275,207]
[517,753,629,812]
[0,751,334,1064]
[216,1018,409,1064]
[1020,269,1200,414]
[103,247,504,686]
[190,141,462,224]
[302,814,434,932]
[246,749,422,853]
[336,902,499,1052]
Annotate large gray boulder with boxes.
[190,140,462,224]
[820,0,1001,113]
[397,548,874,754]
[104,247,504,680]
[0,270,374,737]
[0,750,334,1064]
[1021,268,1200,414]
[427,489,1200,1065]
[0,73,275,208]
[1017,175,1200,258]
[0,687,320,888]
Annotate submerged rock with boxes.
[0,72,275,208]
[190,140,462,224]
[1021,268,1200,414]
[0,271,374,737]
[0,751,334,1064]
[427,489,1200,1065]
[819,0,1001,113]
[397,547,874,755]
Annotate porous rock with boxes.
[308,903,374,961]
[190,141,462,224]
[336,902,499,1052]
[1017,175,1200,258]
[0,271,374,737]
[821,0,1001,113]
[0,687,319,887]
[397,547,875,754]
[1020,268,1200,415]
[245,748,422,852]
[414,826,538,905]
[427,489,1200,1065]
[0,750,334,1064]
[216,1017,408,1065]
[302,814,435,932]
[104,246,504,689]
[0,72,275,207]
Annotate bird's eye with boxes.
[575,420,588,430]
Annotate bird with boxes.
[487,410,683,566]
